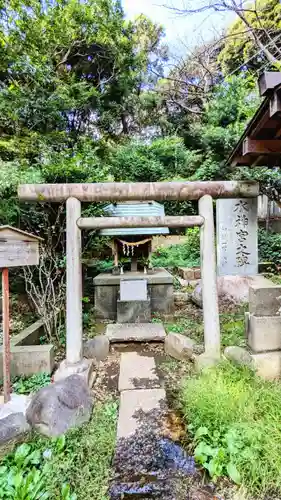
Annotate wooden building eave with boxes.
[227,72,281,168]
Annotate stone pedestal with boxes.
[246,280,281,379]
[93,268,174,320]
[54,358,95,387]
[117,298,151,323]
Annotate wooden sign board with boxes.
[0,226,42,268]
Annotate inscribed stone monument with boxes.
[216,198,258,276]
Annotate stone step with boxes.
[118,352,161,392]
[106,322,166,343]
[117,387,166,439]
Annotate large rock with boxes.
[191,275,273,308]
[164,333,195,361]
[0,413,30,456]
[26,374,93,437]
[224,346,253,367]
[83,335,109,361]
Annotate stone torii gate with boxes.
[18,181,259,378]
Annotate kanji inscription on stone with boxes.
[216,198,258,276]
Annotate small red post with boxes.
[2,268,10,403]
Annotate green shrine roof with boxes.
[99,201,170,236]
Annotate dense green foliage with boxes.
[12,373,51,395]
[151,228,200,268]
[0,0,280,285]
[0,0,280,240]
[218,0,281,74]
[258,228,281,265]
[0,399,117,500]
[181,362,281,495]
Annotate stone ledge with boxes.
[0,345,54,376]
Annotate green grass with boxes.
[220,312,246,348]
[151,227,200,269]
[180,362,281,496]
[165,318,203,344]
[1,399,118,500]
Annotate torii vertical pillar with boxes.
[66,197,82,364]
[54,197,93,382]
[199,195,220,360]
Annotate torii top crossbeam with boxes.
[18,181,259,202]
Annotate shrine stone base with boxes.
[93,268,174,320]
[117,299,151,324]
[54,358,95,387]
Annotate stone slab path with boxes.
[110,339,195,499]
[118,352,161,391]
[117,387,166,439]
[110,348,168,497]
[106,322,166,342]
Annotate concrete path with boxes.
[106,322,166,342]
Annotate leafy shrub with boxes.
[151,228,200,268]
[181,362,281,495]
[0,440,75,500]
[12,373,51,394]
[0,399,118,500]
[258,228,281,265]
[220,312,246,348]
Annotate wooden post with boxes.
[199,195,220,358]
[66,197,82,365]
[2,268,10,402]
